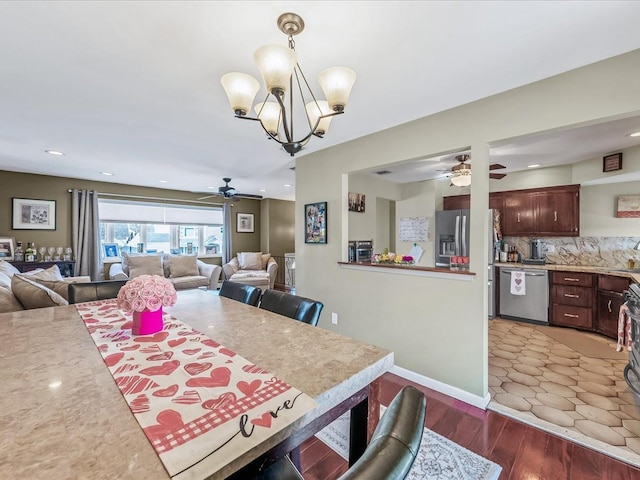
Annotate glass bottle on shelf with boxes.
[14,242,24,262]
[25,242,36,262]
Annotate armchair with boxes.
[222,252,278,290]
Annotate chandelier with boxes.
[220,13,356,156]
[450,154,472,187]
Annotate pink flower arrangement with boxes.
[116,274,177,313]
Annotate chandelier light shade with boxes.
[220,73,260,116]
[450,167,472,187]
[220,12,356,156]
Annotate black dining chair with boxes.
[68,280,129,304]
[252,385,427,480]
[218,280,262,307]
[258,289,324,326]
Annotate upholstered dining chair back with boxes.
[68,280,129,304]
[258,289,324,326]
[252,385,426,480]
[218,280,262,307]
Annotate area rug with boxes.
[316,410,502,480]
[534,325,627,360]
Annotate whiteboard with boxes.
[399,216,429,242]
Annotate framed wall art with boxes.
[616,195,640,218]
[236,213,255,233]
[348,192,366,212]
[603,152,622,172]
[305,201,327,244]
[0,237,16,261]
[12,198,57,230]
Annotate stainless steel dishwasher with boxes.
[499,268,549,324]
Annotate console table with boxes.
[10,260,76,277]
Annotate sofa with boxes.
[0,260,91,313]
[109,253,222,290]
[222,252,278,290]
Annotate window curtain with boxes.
[222,203,232,266]
[71,189,100,280]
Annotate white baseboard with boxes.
[390,365,491,410]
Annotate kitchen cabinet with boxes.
[596,275,630,339]
[536,186,579,236]
[502,191,536,236]
[442,192,503,211]
[550,271,595,330]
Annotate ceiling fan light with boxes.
[220,72,260,116]
[305,100,333,135]
[254,44,298,94]
[318,66,356,111]
[450,171,471,187]
[255,101,282,136]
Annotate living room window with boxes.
[98,200,223,257]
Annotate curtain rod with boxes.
[67,190,225,206]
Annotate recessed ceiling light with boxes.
[158,180,168,183]
[45,150,64,156]
[628,131,640,137]
[207,186,217,189]
[259,189,266,192]
[284,184,292,187]
[527,164,541,168]
[101,172,113,176]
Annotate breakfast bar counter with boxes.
[0,289,393,479]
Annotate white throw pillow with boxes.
[238,252,263,270]
[0,260,21,278]
[0,271,11,289]
[22,264,64,281]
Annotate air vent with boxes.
[375,170,392,175]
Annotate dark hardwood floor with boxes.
[300,372,640,479]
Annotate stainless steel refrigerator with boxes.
[435,209,499,317]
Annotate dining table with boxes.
[0,288,393,479]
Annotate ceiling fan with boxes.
[198,178,263,201]
[440,154,507,185]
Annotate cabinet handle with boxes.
[608,300,612,313]
[564,293,579,298]
[563,313,580,318]
[517,212,520,223]
[554,211,558,222]
[563,277,580,282]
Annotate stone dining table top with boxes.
[0,289,393,479]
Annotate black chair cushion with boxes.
[258,289,323,326]
[68,280,128,304]
[219,280,262,306]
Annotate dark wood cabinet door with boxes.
[502,192,536,235]
[536,188,579,236]
[489,192,504,211]
[443,195,470,210]
[596,290,624,339]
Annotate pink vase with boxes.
[132,307,163,335]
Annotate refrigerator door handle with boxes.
[455,215,460,255]
[461,215,467,257]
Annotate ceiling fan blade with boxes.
[489,163,506,170]
[197,193,223,200]
[489,172,507,179]
[234,193,263,199]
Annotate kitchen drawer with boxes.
[552,304,593,329]
[598,274,630,292]
[553,285,593,307]
[551,271,594,288]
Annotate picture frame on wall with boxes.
[0,237,16,261]
[236,213,255,233]
[603,152,623,172]
[305,201,327,244]
[12,197,57,230]
[348,192,366,212]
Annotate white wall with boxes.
[295,49,640,399]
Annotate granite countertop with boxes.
[495,262,640,283]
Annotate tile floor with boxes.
[488,318,640,463]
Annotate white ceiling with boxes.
[1,1,640,201]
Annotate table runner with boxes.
[76,299,315,479]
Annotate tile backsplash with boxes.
[504,236,640,268]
